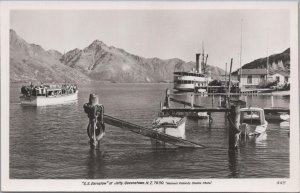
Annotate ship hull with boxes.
[174,84,195,92]
[20,91,78,106]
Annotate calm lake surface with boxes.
[10,83,289,179]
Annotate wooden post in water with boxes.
[190,94,194,109]
[89,93,99,105]
[212,93,214,107]
[271,95,274,107]
[165,89,170,109]
[225,62,227,87]
[83,94,105,150]
[228,100,242,150]
[89,94,98,147]
[228,58,233,97]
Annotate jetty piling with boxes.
[212,93,215,107]
[227,100,243,150]
[165,89,170,108]
[191,93,194,109]
[228,58,233,97]
[83,94,105,149]
[271,95,274,107]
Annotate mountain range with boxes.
[10,29,289,83]
[10,29,224,83]
[10,30,91,83]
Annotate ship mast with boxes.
[239,19,243,89]
[202,42,205,74]
[266,29,270,79]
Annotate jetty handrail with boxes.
[162,106,289,113]
[168,92,288,96]
[170,97,205,108]
[103,114,206,148]
[162,107,230,113]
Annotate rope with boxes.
[227,114,240,132]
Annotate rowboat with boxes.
[264,107,290,121]
[151,115,187,148]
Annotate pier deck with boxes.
[166,97,290,114]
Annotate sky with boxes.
[10,10,290,71]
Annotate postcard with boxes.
[1,1,299,192]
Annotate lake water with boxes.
[9,83,289,179]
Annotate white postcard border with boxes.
[1,1,299,192]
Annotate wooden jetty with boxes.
[169,97,205,108]
[264,108,289,114]
[163,89,289,115]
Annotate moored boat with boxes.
[264,107,290,121]
[187,112,209,119]
[239,107,268,137]
[174,51,210,92]
[151,115,187,148]
[173,71,209,92]
[20,83,78,106]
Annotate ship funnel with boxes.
[196,53,201,73]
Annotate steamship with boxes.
[174,53,210,92]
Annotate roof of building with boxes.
[239,69,268,75]
[269,70,290,77]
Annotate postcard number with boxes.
[277,181,286,185]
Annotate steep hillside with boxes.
[235,48,290,74]
[10,29,90,83]
[47,49,63,61]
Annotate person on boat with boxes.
[31,86,36,96]
[38,86,42,96]
[43,87,47,96]
[69,85,73,93]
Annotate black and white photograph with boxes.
[1,1,299,192]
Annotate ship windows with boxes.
[175,80,195,84]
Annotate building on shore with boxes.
[227,68,290,91]
[268,70,290,84]
[237,69,268,90]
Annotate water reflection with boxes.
[86,149,106,179]
[239,132,268,147]
[280,121,289,128]
[228,150,240,178]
